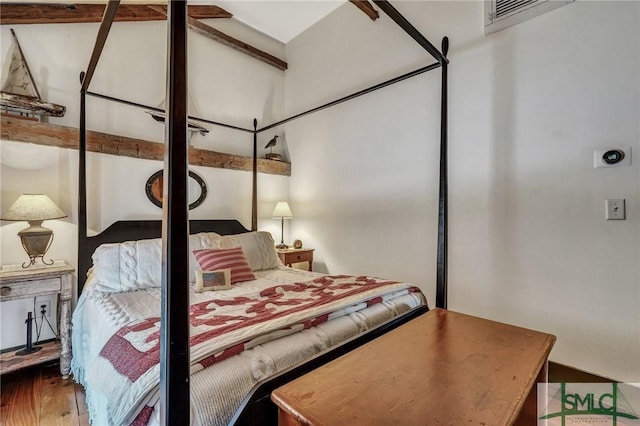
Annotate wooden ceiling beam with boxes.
[147,5,287,71]
[349,1,379,21]
[187,17,287,71]
[2,3,285,71]
[0,116,291,176]
[0,4,232,25]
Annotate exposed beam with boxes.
[147,5,287,71]
[349,1,379,21]
[0,116,291,176]
[188,17,287,71]
[0,4,231,25]
[2,3,285,71]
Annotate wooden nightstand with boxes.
[277,248,314,271]
[0,262,74,378]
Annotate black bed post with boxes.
[77,0,120,293]
[78,74,87,291]
[160,1,190,424]
[374,0,449,309]
[252,118,258,231]
[436,37,449,310]
[373,1,447,64]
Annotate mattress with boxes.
[72,266,426,426]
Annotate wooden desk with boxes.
[272,309,555,426]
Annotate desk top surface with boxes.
[271,308,555,426]
[0,261,74,282]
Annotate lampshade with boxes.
[272,201,292,249]
[1,194,66,268]
[272,201,293,219]
[2,194,66,222]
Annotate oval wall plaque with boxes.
[145,170,207,210]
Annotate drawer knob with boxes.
[297,255,302,260]
[0,286,11,296]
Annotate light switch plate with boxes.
[605,199,625,220]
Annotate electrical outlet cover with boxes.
[36,299,52,317]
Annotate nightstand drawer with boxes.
[290,251,313,263]
[0,277,61,300]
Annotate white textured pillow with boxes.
[189,233,223,280]
[91,232,221,293]
[219,231,281,271]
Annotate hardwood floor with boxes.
[0,360,614,425]
[548,360,616,383]
[0,361,88,426]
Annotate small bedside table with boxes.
[277,248,314,271]
[0,262,74,378]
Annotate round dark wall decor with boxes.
[602,149,625,165]
[145,170,207,210]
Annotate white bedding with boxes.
[72,266,426,426]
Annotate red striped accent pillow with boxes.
[192,247,256,284]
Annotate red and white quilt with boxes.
[86,275,421,425]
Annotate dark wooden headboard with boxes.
[78,219,250,293]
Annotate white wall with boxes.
[2,2,637,381]
[0,19,289,348]
[284,1,639,382]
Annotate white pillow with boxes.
[218,231,281,271]
[91,232,221,293]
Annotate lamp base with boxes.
[276,243,288,249]
[18,221,55,268]
[16,345,42,356]
[17,311,41,356]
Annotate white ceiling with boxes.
[215,1,344,43]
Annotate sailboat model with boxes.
[145,110,209,136]
[1,29,66,119]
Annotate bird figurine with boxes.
[264,135,278,153]
[264,135,283,161]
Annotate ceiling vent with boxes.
[485,0,574,35]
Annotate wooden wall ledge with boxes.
[0,116,290,176]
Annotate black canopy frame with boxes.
[77,1,448,423]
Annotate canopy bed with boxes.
[73,1,449,425]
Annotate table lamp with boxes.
[1,194,67,268]
[272,201,293,249]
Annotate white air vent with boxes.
[485,0,573,35]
